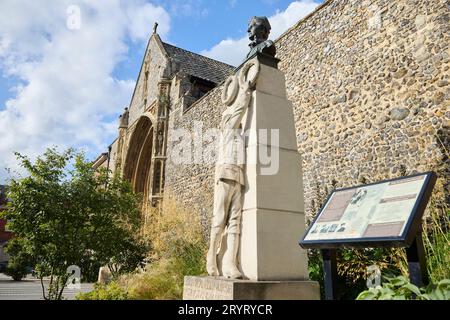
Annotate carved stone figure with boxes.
[245,16,276,60]
[206,59,260,279]
[186,16,320,300]
[119,107,129,128]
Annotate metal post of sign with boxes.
[406,232,429,288]
[321,249,338,300]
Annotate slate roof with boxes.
[162,42,235,84]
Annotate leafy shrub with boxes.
[307,249,325,298]
[120,259,186,300]
[76,282,128,300]
[4,238,33,281]
[356,276,450,300]
[5,259,29,281]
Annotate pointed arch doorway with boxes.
[123,115,154,208]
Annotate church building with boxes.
[95,26,234,209]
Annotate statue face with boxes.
[248,21,269,45]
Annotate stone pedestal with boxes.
[238,55,309,281]
[183,276,320,300]
[183,53,319,300]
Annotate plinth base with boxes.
[183,276,320,300]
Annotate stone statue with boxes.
[186,17,319,299]
[245,16,276,60]
[206,60,260,279]
[119,107,129,128]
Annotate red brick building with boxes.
[0,185,13,263]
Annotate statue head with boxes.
[247,16,271,48]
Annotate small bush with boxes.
[4,238,33,281]
[307,249,325,298]
[356,276,450,300]
[120,259,184,300]
[5,259,29,281]
[76,282,128,300]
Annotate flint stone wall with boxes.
[165,0,449,223]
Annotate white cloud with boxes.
[201,0,320,66]
[166,0,209,18]
[125,3,170,41]
[0,0,170,182]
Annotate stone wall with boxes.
[108,138,119,173]
[276,0,449,217]
[165,0,449,222]
[165,85,224,227]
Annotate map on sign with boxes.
[303,174,431,243]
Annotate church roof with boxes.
[162,42,234,84]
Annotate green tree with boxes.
[1,148,146,300]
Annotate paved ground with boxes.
[0,273,94,300]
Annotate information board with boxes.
[300,172,436,248]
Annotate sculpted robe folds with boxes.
[214,89,252,186]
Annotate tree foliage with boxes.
[1,148,146,300]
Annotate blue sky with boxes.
[112,0,323,90]
[0,0,322,182]
[159,0,312,52]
